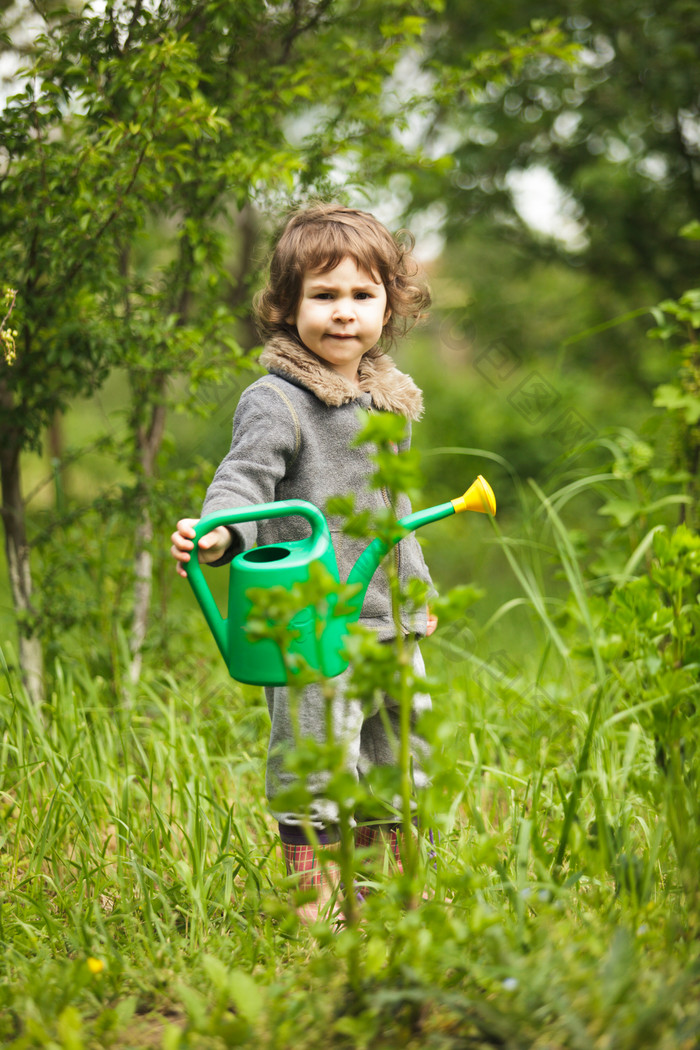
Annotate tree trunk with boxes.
[0,440,44,707]
[129,500,153,687]
[128,390,167,686]
[229,202,261,351]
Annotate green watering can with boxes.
[185,476,496,686]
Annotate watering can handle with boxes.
[184,499,330,663]
[189,498,329,546]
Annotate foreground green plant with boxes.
[4,468,700,1048]
[3,559,700,1050]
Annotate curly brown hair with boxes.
[254,203,431,351]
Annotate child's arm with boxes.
[170,519,233,579]
[198,382,300,558]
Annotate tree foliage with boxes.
[0,0,448,455]
[0,0,450,694]
[416,0,700,297]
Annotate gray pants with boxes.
[264,644,431,829]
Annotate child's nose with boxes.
[332,298,355,321]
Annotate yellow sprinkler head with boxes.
[451,475,497,516]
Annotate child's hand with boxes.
[426,609,438,636]
[170,519,233,578]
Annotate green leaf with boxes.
[202,953,230,992]
[598,499,642,528]
[228,970,263,1023]
[653,384,700,424]
[381,15,426,38]
[680,220,700,240]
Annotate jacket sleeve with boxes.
[200,381,300,560]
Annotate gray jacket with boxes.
[201,334,435,638]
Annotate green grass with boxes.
[2,474,699,1049]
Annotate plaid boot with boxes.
[354,823,404,874]
[354,824,379,850]
[282,839,341,925]
[380,825,404,874]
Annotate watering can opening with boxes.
[242,546,292,564]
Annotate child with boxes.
[171,203,437,921]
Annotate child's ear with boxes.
[383,306,392,324]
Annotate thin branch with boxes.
[123,0,144,52]
[107,2,122,56]
[280,0,334,63]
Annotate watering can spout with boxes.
[451,475,497,516]
[345,475,496,595]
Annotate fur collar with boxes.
[259,335,424,421]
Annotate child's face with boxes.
[289,256,390,383]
